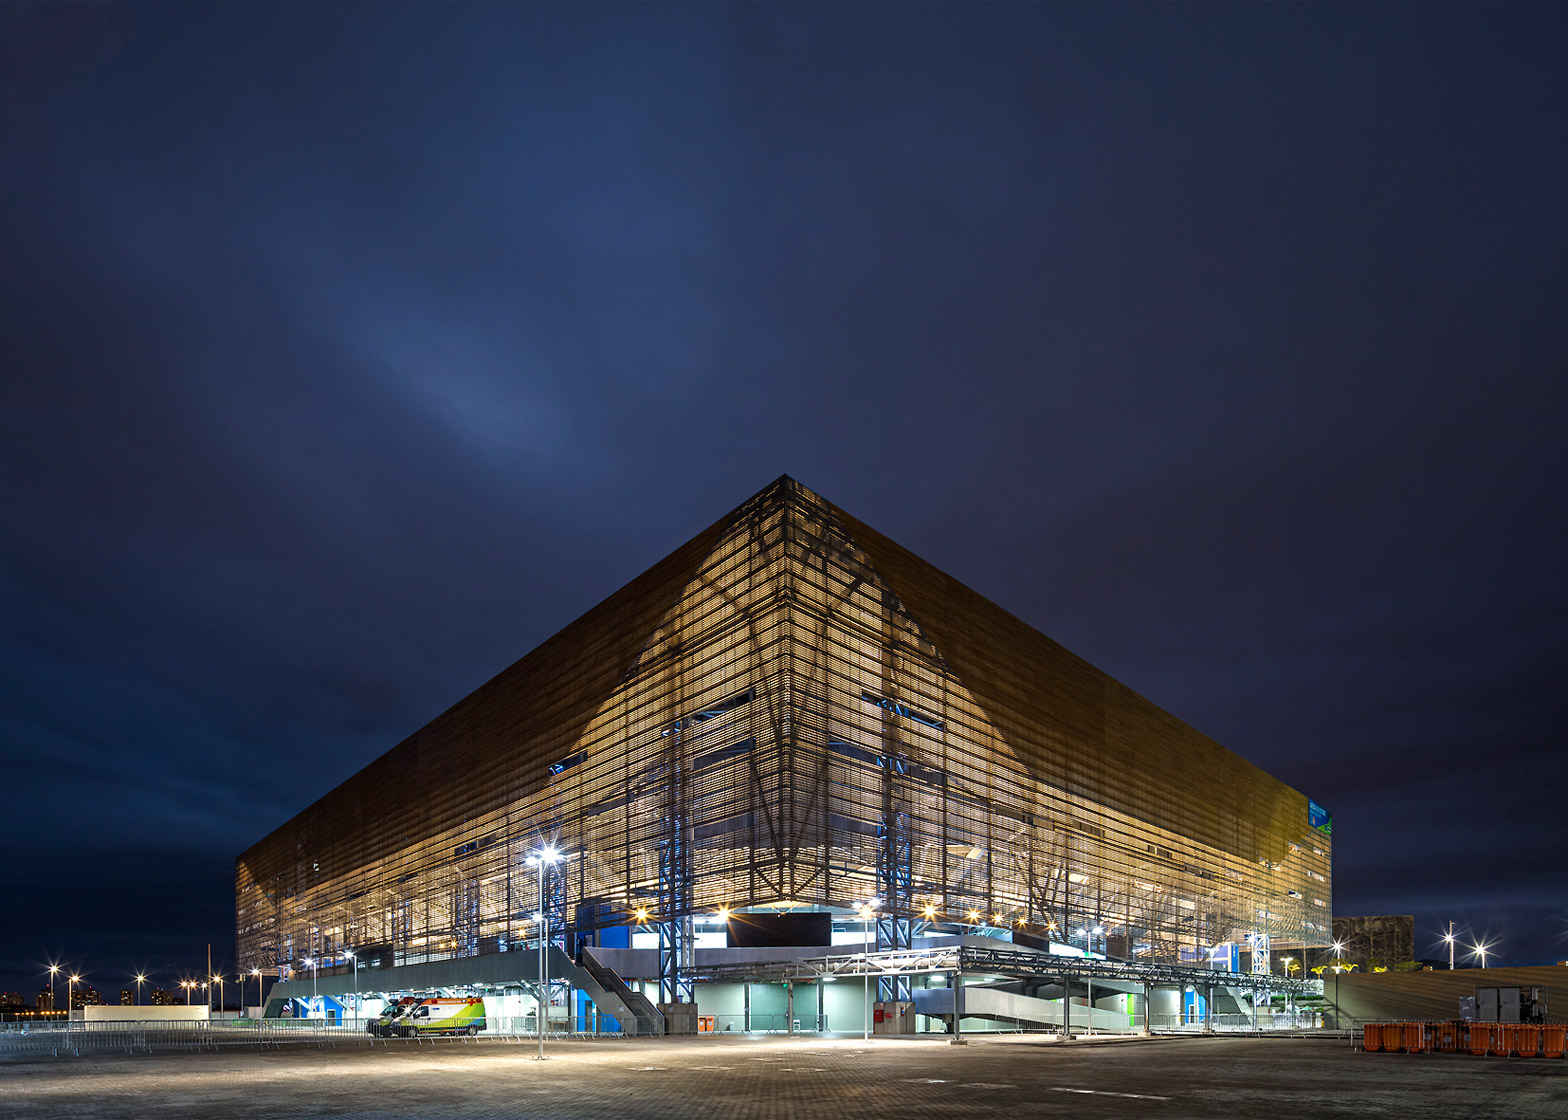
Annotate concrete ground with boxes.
[2,1033,1564,1120]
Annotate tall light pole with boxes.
[1331,940,1345,1024]
[345,950,359,1022]
[69,974,81,1016]
[135,973,147,1006]
[304,957,318,1016]
[181,980,191,1004]
[213,974,224,1015]
[859,897,880,1043]
[1443,922,1456,970]
[526,845,565,1060]
[251,968,262,1015]
[47,965,59,1020]
[1472,940,1491,969]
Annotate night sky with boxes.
[3,4,1565,1001]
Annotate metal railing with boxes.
[0,1016,627,1058]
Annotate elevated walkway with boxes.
[262,946,663,1035]
[690,941,1320,999]
[913,986,1130,1032]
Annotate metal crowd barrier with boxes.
[0,1016,626,1058]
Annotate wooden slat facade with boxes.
[236,477,1331,976]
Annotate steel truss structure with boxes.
[238,478,1331,995]
[689,943,1323,998]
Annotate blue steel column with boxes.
[658,718,694,1004]
[876,752,913,1001]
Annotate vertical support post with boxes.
[787,982,795,1036]
[1203,985,1215,1035]
[1087,977,1094,1037]
[658,718,694,1007]
[1062,973,1071,1042]
[1142,983,1153,1037]
[949,964,967,1045]
[743,983,751,1033]
[536,859,547,1060]
[875,588,912,1004]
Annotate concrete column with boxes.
[787,982,795,1036]
[949,968,966,1045]
[1142,983,1153,1037]
[743,983,751,1033]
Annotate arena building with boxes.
[240,477,1330,1033]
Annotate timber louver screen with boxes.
[237,477,1330,982]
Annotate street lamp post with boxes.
[68,974,80,1017]
[526,845,565,1061]
[47,965,59,1020]
[135,973,147,1006]
[1331,940,1344,1025]
[213,974,224,1016]
[305,956,318,1016]
[251,968,262,1015]
[1472,941,1490,969]
[1443,922,1456,970]
[859,898,880,1043]
[345,950,359,1023]
[181,980,191,1005]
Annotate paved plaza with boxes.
[2,1033,1564,1120]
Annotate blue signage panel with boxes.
[1309,799,1332,835]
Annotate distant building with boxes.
[120,989,135,1006]
[0,992,23,1010]
[149,987,177,1007]
[1307,915,1415,973]
[37,989,53,1014]
[70,986,102,1010]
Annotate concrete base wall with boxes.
[1333,965,1568,1024]
[84,1005,210,1022]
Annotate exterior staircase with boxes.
[577,947,665,1036]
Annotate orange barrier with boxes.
[1434,1021,1468,1053]
[1469,1022,1501,1056]
[1367,1020,1566,1058]
[1503,1024,1540,1058]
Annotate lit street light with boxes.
[858,897,881,1043]
[212,974,224,1016]
[1442,922,1456,970]
[47,965,59,1020]
[68,973,81,1015]
[304,956,319,1016]
[1331,940,1345,1024]
[1471,940,1492,969]
[135,973,147,1006]
[251,968,263,1015]
[525,845,567,1060]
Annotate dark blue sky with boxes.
[2,3,1565,999]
